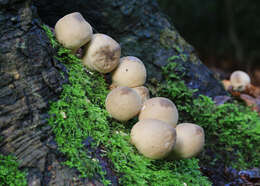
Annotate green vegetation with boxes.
[0,154,27,186]
[152,59,260,169]
[44,25,211,186]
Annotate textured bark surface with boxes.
[0,0,92,185]
[1,0,228,185]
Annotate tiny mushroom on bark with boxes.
[55,12,93,53]
[138,97,179,128]
[170,123,205,159]
[111,56,147,87]
[105,86,142,121]
[82,33,121,73]
[131,119,177,159]
[230,70,251,91]
[132,86,150,104]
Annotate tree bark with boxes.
[0,0,227,185]
[0,0,96,185]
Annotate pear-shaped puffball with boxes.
[55,12,93,51]
[112,56,146,87]
[105,87,142,121]
[170,123,205,159]
[82,33,121,73]
[131,119,176,159]
[230,70,251,91]
[138,97,178,128]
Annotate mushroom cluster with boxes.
[54,12,205,161]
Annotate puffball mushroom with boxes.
[111,56,147,87]
[105,87,142,121]
[55,12,93,52]
[131,119,176,159]
[230,70,251,91]
[132,86,150,104]
[82,33,121,73]
[170,123,205,159]
[138,97,178,128]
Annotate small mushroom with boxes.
[111,56,146,87]
[170,123,205,159]
[131,119,176,159]
[138,97,178,128]
[230,70,251,91]
[132,86,150,104]
[55,12,93,52]
[82,33,121,73]
[105,87,142,121]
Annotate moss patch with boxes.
[0,154,27,186]
[44,25,211,186]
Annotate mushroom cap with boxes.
[55,12,93,50]
[82,33,121,73]
[138,97,178,127]
[112,56,147,87]
[230,70,251,91]
[131,119,177,159]
[170,123,205,159]
[105,87,142,121]
[132,86,150,104]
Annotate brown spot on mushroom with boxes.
[120,87,132,95]
[93,46,120,63]
[159,99,173,108]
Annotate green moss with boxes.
[0,154,27,186]
[154,61,260,169]
[43,25,211,186]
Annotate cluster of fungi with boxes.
[54,12,205,160]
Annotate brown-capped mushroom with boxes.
[138,97,178,128]
[132,86,150,104]
[105,87,142,121]
[82,33,121,73]
[131,119,176,159]
[230,70,251,91]
[55,12,93,52]
[170,123,205,159]
[111,56,146,87]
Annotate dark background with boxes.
[158,0,260,85]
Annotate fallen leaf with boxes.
[222,80,232,91]
[244,84,260,98]
[240,94,260,114]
